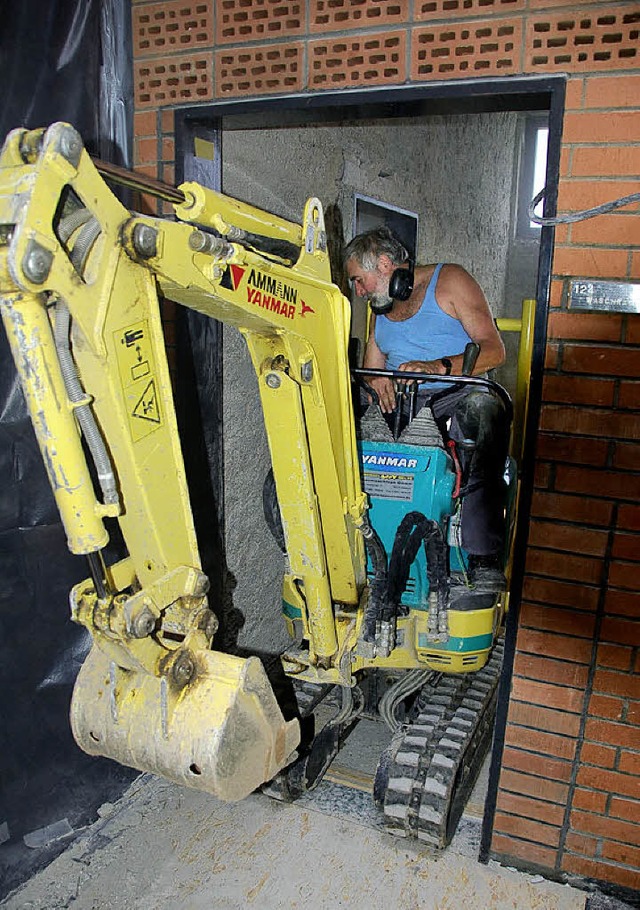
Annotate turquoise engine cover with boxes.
[358,440,461,610]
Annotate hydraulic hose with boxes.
[424,521,450,641]
[240,230,301,264]
[388,512,447,605]
[331,684,364,727]
[360,519,389,643]
[388,512,427,611]
[57,207,93,243]
[379,668,435,732]
[68,216,102,275]
[52,211,120,508]
[54,301,119,507]
[387,511,449,637]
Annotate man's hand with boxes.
[397,359,447,376]
[398,360,446,375]
[366,375,397,413]
[365,360,449,412]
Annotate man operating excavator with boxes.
[345,226,510,594]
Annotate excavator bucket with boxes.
[71,645,300,802]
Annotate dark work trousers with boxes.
[426,385,510,557]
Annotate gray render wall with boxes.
[219,111,532,653]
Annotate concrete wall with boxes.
[223,112,519,308]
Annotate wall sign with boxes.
[568,279,640,313]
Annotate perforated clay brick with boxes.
[135,54,213,108]
[415,0,525,22]
[216,0,305,44]
[412,19,522,80]
[310,0,407,33]
[526,8,640,73]
[133,2,213,58]
[309,32,406,87]
[215,43,303,96]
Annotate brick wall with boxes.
[130,0,640,896]
[491,63,640,894]
[492,309,640,893]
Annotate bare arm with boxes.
[363,317,397,413]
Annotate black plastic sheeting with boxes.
[0,1,137,899]
[0,1,131,162]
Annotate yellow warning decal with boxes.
[114,320,162,442]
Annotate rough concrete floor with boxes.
[1,771,587,910]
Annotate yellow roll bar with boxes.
[496,298,535,464]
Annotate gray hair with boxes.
[344,226,409,271]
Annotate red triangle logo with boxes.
[229,264,246,290]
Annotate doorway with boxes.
[172,76,565,845]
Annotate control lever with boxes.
[408,382,418,420]
[462,342,480,375]
[393,388,403,439]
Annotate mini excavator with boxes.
[0,123,532,846]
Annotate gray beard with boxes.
[369,291,393,314]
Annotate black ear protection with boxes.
[388,262,414,301]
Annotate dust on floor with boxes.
[1,773,587,910]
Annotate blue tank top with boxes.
[374,263,473,380]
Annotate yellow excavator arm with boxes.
[0,123,368,799]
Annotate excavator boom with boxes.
[0,123,368,797]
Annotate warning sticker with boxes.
[115,320,162,441]
[132,380,160,424]
[364,472,414,502]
